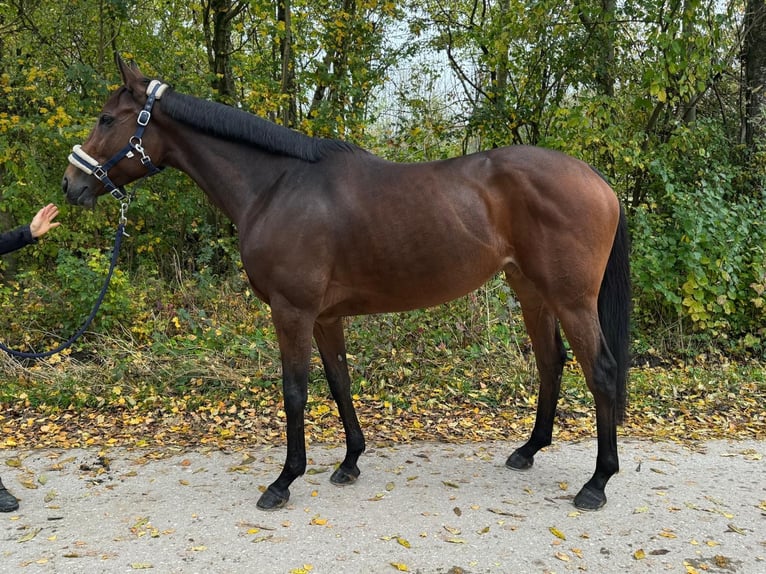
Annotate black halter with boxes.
[68,80,169,200]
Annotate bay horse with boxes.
[62,58,631,511]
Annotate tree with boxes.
[202,0,247,104]
[742,0,766,148]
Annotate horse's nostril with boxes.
[61,176,68,194]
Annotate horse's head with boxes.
[62,57,169,208]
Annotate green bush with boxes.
[630,123,766,355]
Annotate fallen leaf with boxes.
[390,563,409,572]
[310,517,328,526]
[549,526,566,540]
[727,523,746,535]
[713,555,729,567]
[633,549,646,560]
[396,536,411,548]
[18,528,41,543]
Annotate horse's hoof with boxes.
[256,486,290,511]
[330,465,360,486]
[506,450,534,471]
[573,486,606,511]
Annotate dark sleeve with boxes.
[0,225,36,256]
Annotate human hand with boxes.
[29,203,61,238]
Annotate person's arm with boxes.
[0,225,35,256]
[0,204,59,256]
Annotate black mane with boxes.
[160,89,358,162]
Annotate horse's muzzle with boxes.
[61,175,97,208]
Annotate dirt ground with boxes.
[1,438,764,573]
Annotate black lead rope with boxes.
[0,222,126,360]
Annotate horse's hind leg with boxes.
[504,272,567,471]
[557,305,619,510]
[314,318,366,485]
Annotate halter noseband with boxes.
[68,80,169,200]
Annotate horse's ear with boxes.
[115,54,145,93]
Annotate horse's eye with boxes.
[99,114,114,126]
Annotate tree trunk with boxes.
[743,0,766,148]
[202,0,240,104]
[577,0,615,97]
[278,0,297,127]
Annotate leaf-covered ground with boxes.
[2,351,764,451]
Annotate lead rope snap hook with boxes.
[120,198,131,235]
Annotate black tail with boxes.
[597,204,631,423]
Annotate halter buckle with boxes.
[137,109,151,127]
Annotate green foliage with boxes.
[630,123,766,353]
[0,0,765,366]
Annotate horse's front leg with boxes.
[314,318,365,485]
[256,306,315,511]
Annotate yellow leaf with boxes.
[310,517,327,526]
[727,523,746,534]
[18,528,41,543]
[633,549,646,560]
[130,564,154,570]
[396,536,411,548]
[549,526,566,540]
[554,552,570,561]
[390,563,409,572]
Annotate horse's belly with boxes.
[323,250,510,317]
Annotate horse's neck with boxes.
[164,129,292,226]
